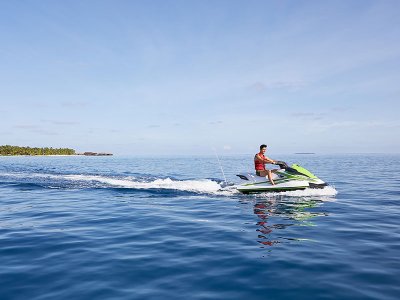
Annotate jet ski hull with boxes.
[237,186,308,194]
[236,180,310,194]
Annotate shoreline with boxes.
[0,155,81,157]
[0,154,114,157]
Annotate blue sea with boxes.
[0,154,399,300]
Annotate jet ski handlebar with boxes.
[274,161,289,169]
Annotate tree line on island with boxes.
[0,145,76,156]
[0,145,113,156]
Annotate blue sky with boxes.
[0,0,399,155]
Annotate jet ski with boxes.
[235,161,327,194]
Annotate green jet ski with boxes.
[235,161,328,194]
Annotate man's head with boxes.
[260,144,267,153]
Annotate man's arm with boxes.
[264,156,276,164]
[255,154,264,162]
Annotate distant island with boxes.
[294,152,315,155]
[0,145,112,156]
[79,152,113,156]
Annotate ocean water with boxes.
[0,154,399,300]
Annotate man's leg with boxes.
[267,170,275,185]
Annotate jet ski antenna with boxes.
[213,147,227,184]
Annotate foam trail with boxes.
[0,172,229,194]
[63,175,223,193]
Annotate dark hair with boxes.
[260,144,267,150]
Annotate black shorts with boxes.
[256,170,265,176]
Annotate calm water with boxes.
[0,154,399,300]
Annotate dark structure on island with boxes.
[294,152,316,155]
[81,152,113,156]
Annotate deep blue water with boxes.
[0,154,399,300]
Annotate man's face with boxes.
[261,147,267,153]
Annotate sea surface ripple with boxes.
[0,154,399,300]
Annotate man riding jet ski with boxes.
[235,144,327,193]
[253,144,278,185]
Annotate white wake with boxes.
[62,174,223,193]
